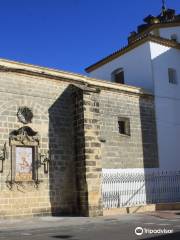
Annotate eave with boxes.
[85,35,180,73]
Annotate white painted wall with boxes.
[89,42,154,92]
[150,42,180,170]
[159,26,180,42]
[89,26,180,171]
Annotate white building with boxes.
[86,6,180,171]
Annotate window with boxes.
[171,34,178,42]
[118,117,130,136]
[168,68,177,84]
[112,68,125,84]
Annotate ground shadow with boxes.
[52,235,73,239]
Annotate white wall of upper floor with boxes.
[150,42,180,98]
[155,96,180,170]
[89,42,154,92]
[150,42,180,170]
[159,26,180,42]
[89,32,180,170]
[150,26,180,42]
[89,39,180,96]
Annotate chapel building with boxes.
[0,4,179,218]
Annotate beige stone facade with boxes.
[0,59,158,218]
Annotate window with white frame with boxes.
[168,68,177,84]
[111,68,125,84]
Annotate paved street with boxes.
[0,211,180,240]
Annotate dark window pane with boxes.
[118,121,125,134]
[168,68,177,84]
[115,71,124,84]
[118,117,131,136]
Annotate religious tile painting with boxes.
[15,147,33,181]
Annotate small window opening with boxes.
[118,117,130,136]
[168,68,177,84]
[171,34,178,42]
[112,68,125,84]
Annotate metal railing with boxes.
[102,169,180,209]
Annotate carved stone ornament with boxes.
[9,126,40,145]
[0,142,8,161]
[17,107,33,124]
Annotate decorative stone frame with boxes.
[9,126,40,185]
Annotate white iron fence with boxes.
[102,169,180,209]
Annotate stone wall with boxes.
[73,86,102,217]
[100,90,158,169]
[0,63,158,218]
[0,71,77,218]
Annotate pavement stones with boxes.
[0,211,180,240]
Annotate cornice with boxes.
[0,58,152,97]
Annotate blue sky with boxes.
[0,0,179,74]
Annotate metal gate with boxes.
[102,169,180,209]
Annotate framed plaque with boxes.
[15,147,34,181]
[9,126,40,184]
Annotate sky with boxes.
[0,0,179,74]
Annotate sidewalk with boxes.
[0,216,94,231]
[1,212,180,240]
[0,211,180,231]
[146,210,180,220]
